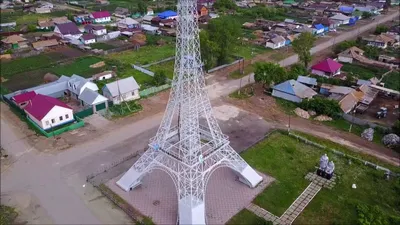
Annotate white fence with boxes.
[132,65,154,76]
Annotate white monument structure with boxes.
[116,0,263,224]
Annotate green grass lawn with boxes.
[226,209,269,225]
[382,71,400,91]
[1,54,56,78]
[241,132,400,224]
[50,56,104,77]
[1,10,74,24]
[90,42,115,50]
[0,205,18,225]
[341,63,389,80]
[106,45,175,65]
[147,60,175,79]
[233,44,270,59]
[109,101,143,118]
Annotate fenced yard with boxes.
[106,44,175,65]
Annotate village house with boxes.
[117,18,140,29]
[296,76,317,88]
[158,10,178,20]
[35,7,51,14]
[272,79,317,103]
[146,7,154,15]
[313,24,326,35]
[1,34,28,49]
[362,34,396,49]
[91,11,111,23]
[265,35,286,49]
[84,24,107,36]
[313,17,340,30]
[92,71,115,81]
[78,88,108,112]
[142,15,154,24]
[338,89,365,113]
[102,77,140,105]
[329,13,351,25]
[338,46,365,64]
[80,34,96,45]
[311,58,343,78]
[24,94,74,130]
[37,19,54,30]
[32,39,59,50]
[66,75,99,100]
[54,22,82,39]
[114,7,129,18]
[197,4,208,16]
[51,16,71,25]
[74,14,91,24]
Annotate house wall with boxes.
[94,17,111,23]
[367,41,387,49]
[112,90,140,104]
[311,69,329,77]
[266,41,285,49]
[338,56,353,63]
[94,29,107,36]
[272,90,302,103]
[95,74,113,80]
[83,38,96,45]
[26,106,74,130]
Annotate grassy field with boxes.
[233,44,270,59]
[51,56,104,77]
[1,10,73,24]
[241,132,400,224]
[382,71,400,91]
[90,42,115,50]
[341,63,389,80]
[226,209,268,225]
[147,60,175,79]
[106,44,175,65]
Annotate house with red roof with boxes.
[24,94,74,130]
[11,91,37,109]
[90,11,111,23]
[311,58,343,78]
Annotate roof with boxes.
[32,39,58,49]
[118,17,139,25]
[314,24,324,30]
[12,91,37,104]
[51,16,71,24]
[273,80,317,98]
[158,10,177,19]
[24,94,71,121]
[357,79,372,86]
[68,74,98,95]
[338,46,364,58]
[103,77,139,97]
[339,6,355,13]
[38,19,54,27]
[1,35,26,44]
[142,15,154,21]
[91,11,111,19]
[270,35,285,44]
[339,90,364,113]
[329,86,355,95]
[297,76,317,86]
[311,58,343,73]
[81,33,96,41]
[78,88,107,105]
[92,71,115,79]
[85,24,106,31]
[362,34,396,43]
[115,7,129,14]
[56,22,81,35]
[330,13,351,21]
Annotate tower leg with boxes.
[178,195,206,225]
[116,150,158,191]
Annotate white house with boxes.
[35,7,51,14]
[147,7,154,15]
[117,17,140,29]
[85,24,107,36]
[80,33,96,45]
[24,94,74,130]
[91,11,111,23]
[265,35,285,49]
[54,22,82,39]
[67,74,99,99]
[330,13,351,25]
[338,46,364,64]
[102,77,140,104]
[92,71,115,81]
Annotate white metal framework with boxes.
[116,0,263,224]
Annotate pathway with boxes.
[246,172,336,225]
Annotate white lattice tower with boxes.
[116,0,263,224]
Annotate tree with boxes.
[393,120,400,135]
[292,32,316,68]
[299,97,341,117]
[374,25,389,34]
[207,16,241,65]
[152,70,167,86]
[288,64,307,80]
[199,30,218,70]
[362,11,373,19]
[137,0,147,15]
[334,40,357,54]
[27,24,36,32]
[213,0,236,11]
[254,62,287,88]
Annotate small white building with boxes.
[54,22,82,39]
[330,13,351,25]
[91,11,111,23]
[67,74,99,100]
[80,33,96,45]
[92,71,115,81]
[102,77,140,104]
[265,35,286,49]
[24,94,74,130]
[85,24,107,36]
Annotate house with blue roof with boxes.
[313,24,326,35]
[272,80,317,103]
[158,10,177,19]
[339,6,355,15]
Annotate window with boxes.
[45,121,50,125]
[65,114,69,119]
[59,116,63,121]
[51,119,55,123]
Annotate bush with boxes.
[374,25,389,34]
[393,120,400,135]
[152,70,167,86]
[299,97,341,117]
[356,204,389,225]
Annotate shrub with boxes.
[299,97,341,118]
[152,70,167,86]
[356,204,388,225]
[393,120,400,135]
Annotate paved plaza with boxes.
[107,168,274,224]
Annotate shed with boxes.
[102,77,140,104]
[297,76,317,87]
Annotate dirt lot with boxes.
[358,95,400,127]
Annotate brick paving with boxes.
[246,172,336,225]
[106,168,274,224]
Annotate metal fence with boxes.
[132,65,154,76]
[342,113,390,130]
[141,56,175,68]
[207,58,244,73]
[139,84,171,97]
[27,116,85,138]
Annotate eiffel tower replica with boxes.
[116,1,263,224]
